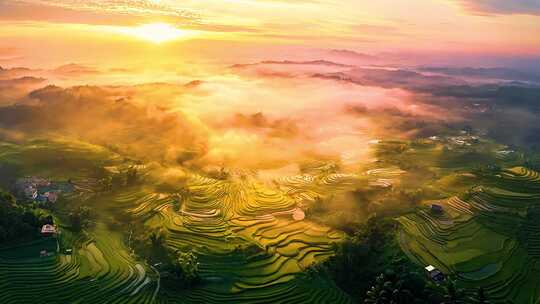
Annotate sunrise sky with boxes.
[0,0,539,68]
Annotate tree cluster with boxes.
[0,189,51,243]
[69,205,91,232]
[305,216,490,303]
[306,216,406,300]
[131,228,201,288]
[98,166,141,192]
[169,250,201,287]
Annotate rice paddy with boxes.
[2,137,540,303]
[399,166,540,303]
[0,140,354,303]
[117,171,355,302]
[0,225,157,304]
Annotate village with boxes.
[13,176,75,258]
[14,176,74,204]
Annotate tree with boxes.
[312,215,427,301]
[149,230,165,249]
[170,251,200,286]
[0,189,42,243]
[178,188,192,201]
[0,226,7,243]
[355,216,396,251]
[365,274,391,304]
[69,205,91,231]
[473,288,489,304]
[364,272,416,304]
[443,278,465,304]
[207,167,230,180]
[171,194,182,212]
[100,176,113,192]
[91,165,108,179]
[111,174,124,189]
[0,190,16,204]
[126,166,139,186]
[397,189,423,208]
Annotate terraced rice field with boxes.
[0,225,157,304]
[399,167,540,303]
[118,171,356,303]
[0,140,356,303]
[0,141,158,303]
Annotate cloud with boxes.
[230,59,355,79]
[228,112,300,138]
[313,68,467,92]
[10,59,534,172]
[231,60,353,69]
[0,84,208,164]
[0,76,47,105]
[0,66,39,80]
[0,1,199,26]
[0,47,18,56]
[418,67,540,83]
[0,47,23,62]
[52,63,100,77]
[231,60,469,94]
[228,59,540,149]
[455,0,540,15]
[343,104,368,115]
[326,49,378,63]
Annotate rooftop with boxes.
[425,265,436,272]
[41,224,57,234]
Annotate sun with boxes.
[116,23,190,44]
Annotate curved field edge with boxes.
[398,166,540,304]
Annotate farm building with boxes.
[424,265,445,283]
[41,224,57,236]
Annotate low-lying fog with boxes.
[1,54,540,175]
